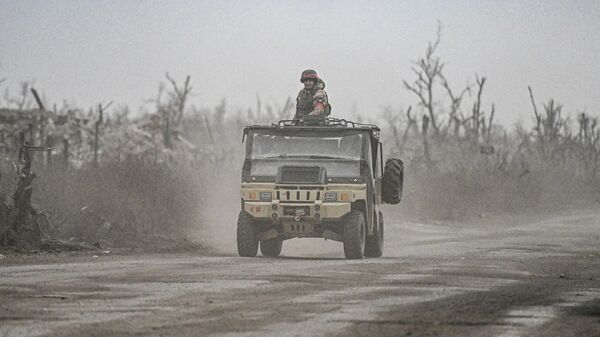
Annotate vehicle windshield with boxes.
[251,133,362,160]
[249,133,363,178]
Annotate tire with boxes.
[343,210,366,259]
[382,158,404,205]
[365,211,384,257]
[237,211,258,257]
[260,238,283,257]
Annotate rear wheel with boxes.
[260,238,283,257]
[237,211,258,257]
[365,211,384,257]
[343,211,366,259]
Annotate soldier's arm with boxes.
[310,90,328,115]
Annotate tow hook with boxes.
[294,209,305,222]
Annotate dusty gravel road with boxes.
[1,209,600,337]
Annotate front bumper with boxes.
[244,200,351,223]
[244,200,350,239]
[241,183,366,238]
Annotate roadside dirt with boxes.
[1,209,599,337]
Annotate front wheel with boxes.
[343,210,366,259]
[237,211,258,257]
[260,238,283,257]
[365,211,384,257]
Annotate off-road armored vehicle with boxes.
[237,117,403,259]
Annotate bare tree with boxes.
[165,73,192,127]
[528,86,568,162]
[471,75,487,144]
[153,74,193,148]
[93,101,113,166]
[440,75,471,137]
[486,103,495,142]
[421,114,431,167]
[383,106,414,157]
[213,98,226,129]
[403,23,444,136]
[576,112,600,179]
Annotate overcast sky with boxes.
[1,0,599,125]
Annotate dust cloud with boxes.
[192,160,345,257]
[192,164,240,255]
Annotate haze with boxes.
[1,0,599,125]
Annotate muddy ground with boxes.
[1,209,600,337]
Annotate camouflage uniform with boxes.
[294,70,331,120]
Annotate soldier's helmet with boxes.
[300,69,319,83]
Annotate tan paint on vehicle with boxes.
[241,182,366,238]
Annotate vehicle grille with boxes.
[279,166,322,184]
[276,189,322,202]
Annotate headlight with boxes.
[324,192,337,201]
[260,192,272,201]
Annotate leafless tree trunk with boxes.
[382,106,400,151]
[30,88,46,111]
[576,112,600,180]
[94,107,101,166]
[398,107,415,156]
[487,104,495,142]
[471,75,487,146]
[29,88,47,164]
[383,106,415,157]
[422,114,431,167]
[403,23,444,137]
[1,139,43,248]
[63,138,69,165]
[93,101,112,166]
[156,74,193,148]
[441,74,471,137]
[165,73,192,127]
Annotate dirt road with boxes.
[1,210,600,337]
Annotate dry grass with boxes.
[397,166,598,221]
[1,157,205,248]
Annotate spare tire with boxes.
[382,158,404,204]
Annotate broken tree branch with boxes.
[528,86,541,130]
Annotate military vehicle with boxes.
[237,116,403,259]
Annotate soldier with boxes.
[294,69,331,120]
